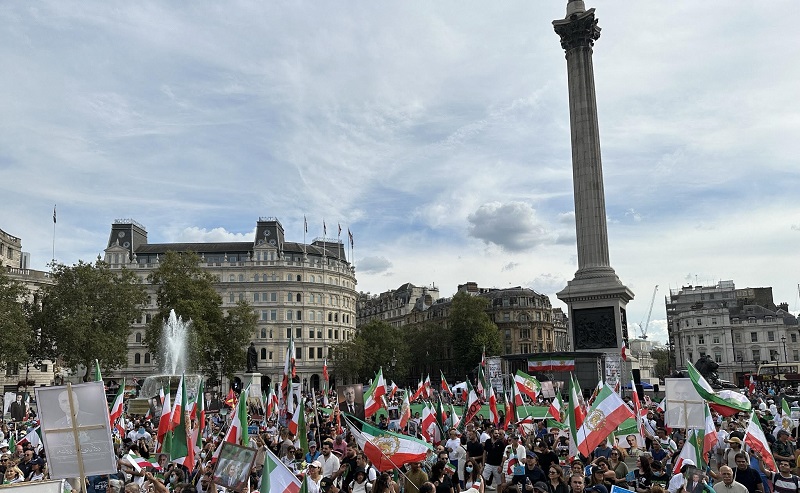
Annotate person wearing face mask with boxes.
[464,460,484,492]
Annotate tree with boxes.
[42,260,147,378]
[334,320,410,383]
[449,292,501,377]
[218,301,258,377]
[147,251,253,379]
[0,269,34,368]
[651,347,671,380]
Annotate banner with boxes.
[528,357,575,372]
[486,357,503,398]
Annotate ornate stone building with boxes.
[103,217,358,392]
[356,283,440,328]
[667,280,798,384]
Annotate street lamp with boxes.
[782,335,788,363]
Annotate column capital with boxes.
[553,8,601,53]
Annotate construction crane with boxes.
[638,285,659,339]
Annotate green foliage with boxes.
[147,251,252,378]
[651,347,671,380]
[448,292,501,376]
[42,260,147,378]
[219,301,258,377]
[0,270,34,367]
[334,320,410,383]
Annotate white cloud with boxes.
[176,227,256,243]
[356,256,393,275]
[467,201,556,252]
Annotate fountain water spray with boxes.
[161,309,189,375]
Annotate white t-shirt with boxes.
[319,453,341,478]
[446,438,462,460]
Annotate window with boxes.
[686,335,691,345]
[309,330,315,339]
[269,329,273,338]
[752,349,761,361]
[687,352,693,362]
[270,310,277,321]
[296,327,301,338]
[238,274,244,282]
[269,351,273,360]
[310,275,315,282]
[297,310,302,320]
[134,353,141,364]
[748,317,756,324]
[286,328,292,338]
[334,329,339,340]
[698,335,705,344]
[309,347,315,359]
[261,310,268,321]
[229,275,235,282]
[794,350,799,362]
[503,313,510,321]
[334,313,338,322]
[230,293,235,303]
[296,347,302,360]
[297,275,301,281]
[135,332,142,343]
[714,352,722,363]
[296,293,301,302]
[287,274,293,281]
[144,353,151,364]
[317,330,322,338]
[793,334,798,343]
[712,318,718,325]
[239,293,244,302]
[270,292,277,302]
[261,348,267,359]
[751,332,758,342]
[310,311,315,321]
[286,310,293,321]
[260,328,266,338]
[328,329,333,339]
[735,333,741,343]
[696,319,702,326]
[309,294,315,304]
[712,336,720,344]
[287,293,293,302]
[328,313,333,322]
[768,331,775,342]
[317,347,323,359]
[254,293,259,302]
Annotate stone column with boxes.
[553,1,634,359]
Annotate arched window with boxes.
[310,275,315,283]
[238,274,244,282]
[263,274,268,281]
[296,293,301,302]
[229,275,235,282]
[310,311,315,321]
[144,353,151,364]
[287,292,293,302]
[260,328,267,338]
[135,332,142,343]
[134,353,141,364]
[145,314,152,323]
[297,275,301,281]
[260,348,267,360]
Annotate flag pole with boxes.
[51,204,56,267]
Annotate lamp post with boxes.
[782,335,788,363]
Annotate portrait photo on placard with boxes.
[337,383,365,420]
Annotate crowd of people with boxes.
[0,382,798,493]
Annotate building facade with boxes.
[666,280,798,384]
[356,283,440,328]
[1,226,56,393]
[103,217,358,393]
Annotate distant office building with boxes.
[103,217,358,392]
[356,283,440,328]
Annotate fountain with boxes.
[127,309,203,415]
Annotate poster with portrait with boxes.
[35,381,117,479]
[213,442,257,492]
[337,383,365,420]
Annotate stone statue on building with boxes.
[246,342,258,373]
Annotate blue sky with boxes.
[3,2,800,345]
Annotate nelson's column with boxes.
[553,1,635,358]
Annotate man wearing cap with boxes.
[772,430,795,464]
[522,451,547,487]
[723,437,749,469]
[306,441,321,464]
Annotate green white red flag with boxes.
[486,383,499,425]
[514,370,541,401]
[364,368,387,418]
[109,378,125,430]
[156,384,172,454]
[702,402,718,460]
[398,390,411,429]
[170,374,195,472]
[462,380,482,426]
[548,393,563,422]
[123,451,151,472]
[567,374,585,459]
[281,338,296,414]
[673,428,704,474]
[347,416,433,471]
[574,384,633,457]
[212,385,250,462]
[260,447,301,493]
[744,409,776,471]
[687,361,751,415]
[440,370,452,396]
[421,402,436,441]
[410,376,425,402]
